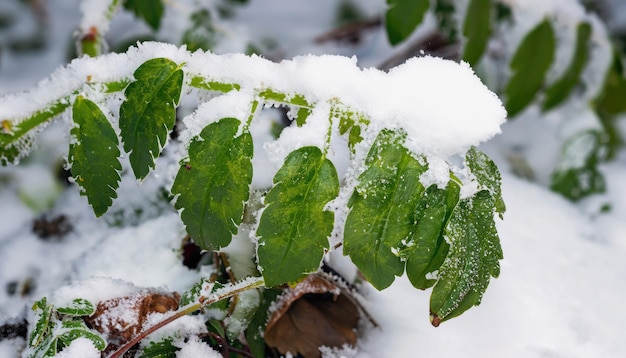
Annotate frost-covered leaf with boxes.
[119,58,183,179]
[336,107,367,153]
[430,190,503,326]
[141,338,180,358]
[57,322,106,351]
[403,181,460,289]
[551,130,606,201]
[258,89,311,126]
[29,297,52,347]
[256,146,339,287]
[505,19,555,117]
[124,0,164,31]
[172,118,253,250]
[462,0,491,66]
[466,147,505,216]
[543,22,592,111]
[385,0,430,45]
[1,101,69,166]
[56,298,96,316]
[246,289,281,358]
[69,97,121,217]
[344,130,428,290]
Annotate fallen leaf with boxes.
[264,274,360,357]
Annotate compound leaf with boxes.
[543,22,592,111]
[69,96,121,217]
[404,181,460,289]
[256,146,339,287]
[430,190,503,326]
[462,0,492,66]
[172,117,253,250]
[56,298,96,316]
[120,58,183,180]
[124,0,164,31]
[385,0,430,45]
[505,19,555,117]
[344,130,428,290]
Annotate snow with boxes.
[1,0,626,357]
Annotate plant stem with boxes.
[109,276,265,358]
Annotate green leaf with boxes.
[430,190,503,326]
[119,58,183,179]
[344,130,428,290]
[123,0,164,31]
[140,338,180,358]
[69,97,122,217]
[504,19,555,117]
[385,0,430,45]
[56,298,96,316]
[172,118,253,250]
[404,181,460,289]
[551,130,606,201]
[434,0,458,41]
[462,0,492,66]
[29,297,53,347]
[466,147,505,216]
[58,327,106,351]
[256,146,339,287]
[543,22,592,111]
[189,77,240,93]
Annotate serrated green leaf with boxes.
[124,0,164,31]
[141,338,180,358]
[404,181,460,289]
[256,146,339,287]
[120,58,183,179]
[543,22,592,111]
[430,190,502,325]
[466,147,505,216]
[385,0,430,45]
[551,130,606,201]
[29,297,52,347]
[56,298,95,316]
[58,328,106,351]
[172,118,253,250]
[505,19,555,117]
[344,130,428,290]
[69,97,121,217]
[462,0,492,66]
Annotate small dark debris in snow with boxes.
[0,318,28,340]
[32,214,72,240]
[6,277,36,297]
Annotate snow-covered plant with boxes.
[385,0,624,201]
[1,39,506,354]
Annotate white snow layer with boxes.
[0,42,506,161]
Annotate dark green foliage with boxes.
[124,0,164,31]
[462,0,492,66]
[256,147,339,287]
[385,0,430,45]
[171,118,253,250]
[403,182,459,289]
[551,131,606,201]
[344,130,428,290]
[543,22,592,110]
[505,19,556,117]
[69,96,121,216]
[119,58,183,179]
[430,190,503,325]
[140,338,180,358]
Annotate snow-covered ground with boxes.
[1,0,626,357]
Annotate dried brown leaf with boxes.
[264,274,360,358]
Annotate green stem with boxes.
[109,276,264,358]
